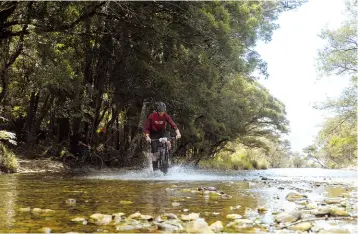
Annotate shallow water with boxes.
[0,167,357,233]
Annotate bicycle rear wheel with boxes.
[63,155,77,170]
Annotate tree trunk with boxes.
[125,99,151,164]
[29,93,54,144]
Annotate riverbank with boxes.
[16,159,64,173]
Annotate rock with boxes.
[234,219,253,224]
[128,212,141,219]
[172,202,181,207]
[181,213,200,221]
[275,211,301,223]
[71,217,87,224]
[325,198,344,204]
[318,227,350,233]
[209,221,223,233]
[31,208,43,214]
[301,213,316,220]
[295,200,308,206]
[209,191,221,198]
[221,194,232,199]
[119,200,132,205]
[140,214,153,221]
[116,225,136,231]
[156,220,184,231]
[285,192,307,202]
[112,213,125,224]
[89,213,112,225]
[183,209,189,212]
[19,207,31,212]
[207,187,217,191]
[312,206,331,216]
[65,199,76,205]
[226,219,253,229]
[198,186,206,191]
[43,209,55,213]
[306,202,318,209]
[257,207,267,214]
[226,214,242,220]
[185,218,213,233]
[164,213,178,220]
[261,176,269,180]
[39,227,51,233]
[329,206,349,216]
[290,222,312,232]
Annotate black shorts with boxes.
[150,131,170,153]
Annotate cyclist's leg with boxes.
[150,132,161,170]
[151,141,159,170]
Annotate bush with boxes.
[0,144,19,173]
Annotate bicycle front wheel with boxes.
[88,154,104,170]
[159,150,169,174]
[63,155,77,170]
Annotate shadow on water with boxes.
[0,167,356,232]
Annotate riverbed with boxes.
[0,167,357,233]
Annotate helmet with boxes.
[156,102,166,112]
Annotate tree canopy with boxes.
[0,1,304,166]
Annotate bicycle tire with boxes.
[159,149,169,174]
[63,155,77,170]
[88,154,104,170]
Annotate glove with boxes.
[175,129,181,139]
[145,135,151,143]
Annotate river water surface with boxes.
[0,167,357,233]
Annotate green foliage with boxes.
[0,144,19,173]
[312,0,357,168]
[0,1,303,165]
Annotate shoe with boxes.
[152,161,159,171]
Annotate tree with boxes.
[313,0,357,168]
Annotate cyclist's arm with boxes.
[165,113,177,130]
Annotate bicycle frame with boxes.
[150,137,174,174]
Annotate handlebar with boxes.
[151,136,176,141]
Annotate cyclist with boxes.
[144,102,181,170]
[70,131,91,157]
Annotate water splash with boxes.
[84,167,358,184]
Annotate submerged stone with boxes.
[325,198,344,204]
[226,214,242,220]
[18,207,31,212]
[285,192,307,202]
[128,212,141,219]
[275,211,301,223]
[65,199,76,205]
[156,220,184,231]
[89,213,112,225]
[209,221,223,233]
[329,206,349,216]
[185,218,213,233]
[181,213,200,221]
[290,222,312,232]
[71,217,87,225]
[39,227,51,233]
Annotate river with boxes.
[0,167,357,233]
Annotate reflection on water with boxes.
[0,175,18,229]
[0,168,356,232]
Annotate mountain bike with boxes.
[63,147,103,171]
[151,137,174,174]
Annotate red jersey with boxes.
[144,112,177,134]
